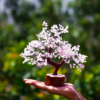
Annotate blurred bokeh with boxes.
[0,0,100,100]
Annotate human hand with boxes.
[24,79,86,100]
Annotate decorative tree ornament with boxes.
[20,21,87,86]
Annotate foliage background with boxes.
[0,0,100,100]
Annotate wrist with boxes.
[64,91,86,100]
[73,91,86,100]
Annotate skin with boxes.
[24,79,86,100]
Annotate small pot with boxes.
[45,74,65,87]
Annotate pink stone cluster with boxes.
[20,21,87,71]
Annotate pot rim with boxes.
[46,73,65,77]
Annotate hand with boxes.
[24,79,86,100]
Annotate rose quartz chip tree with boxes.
[20,21,87,75]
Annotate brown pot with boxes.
[45,74,65,87]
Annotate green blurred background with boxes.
[0,0,100,100]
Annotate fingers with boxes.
[24,79,59,94]
[24,79,46,89]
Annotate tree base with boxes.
[45,74,65,87]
